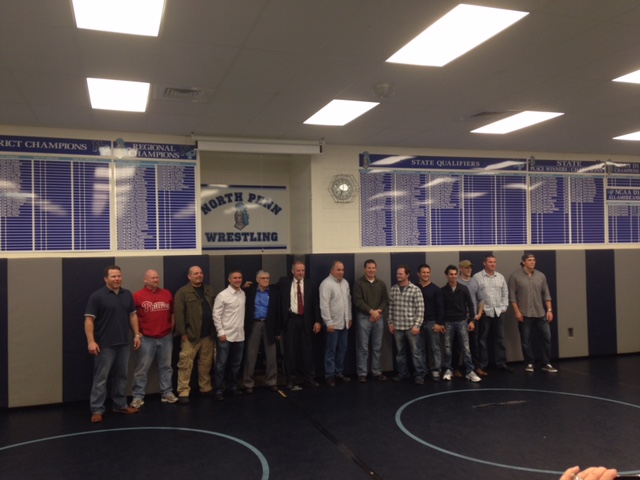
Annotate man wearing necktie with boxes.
[279,260,322,390]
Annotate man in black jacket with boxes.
[242,270,281,393]
[279,261,322,390]
[441,265,481,383]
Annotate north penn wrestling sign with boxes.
[201,185,288,250]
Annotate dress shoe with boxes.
[326,377,336,388]
[475,368,489,377]
[497,364,514,373]
[375,374,388,381]
[336,374,351,383]
[178,396,189,405]
[200,389,214,396]
[453,370,463,378]
[358,375,367,383]
[244,387,253,394]
[214,393,224,401]
[90,413,103,423]
[113,406,138,414]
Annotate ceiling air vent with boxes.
[152,85,212,103]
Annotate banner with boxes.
[201,184,288,250]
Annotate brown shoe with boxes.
[336,374,351,383]
[90,413,103,423]
[358,375,367,383]
[453,370,463,378]
[475,368,489,377]
[375,374,388,381]
[113,406,139,414]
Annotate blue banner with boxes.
[0,135,110,156]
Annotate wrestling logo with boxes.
[234,202,249,230]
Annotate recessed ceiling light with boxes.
[387,4,528,67]
[613,70,640,84]
[613,131,640,141]
[72,0,165,36]
[304,100,379,126]
[87,78,150,112]
[471,111,564,134]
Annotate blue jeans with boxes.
[420,321,442,372]
[518,316,551,364]
[478,314,507,368]
[325,327,349,378]
[394,329,425,379]
[214,340,244,394]
[444,321,474,373]
[90,344,130,414]
[356,312,384,377]
[132,333,174,399]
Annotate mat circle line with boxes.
[396,388,640,476]
[0,426,269,480]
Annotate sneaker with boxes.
[541,364,558,373]
[414,376,425,385]
[443,370,453,381]
[161,392,178,404]
[431,371,441,382]
[130,397,144,409]
[525,364,534,372]
[466,371,482,383]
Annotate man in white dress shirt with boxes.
[213,270,246,400]
[320,261,352,387]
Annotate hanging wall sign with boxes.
[201,184,288,250]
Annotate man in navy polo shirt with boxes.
[84,265,141,423]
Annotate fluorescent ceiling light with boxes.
[613,131,640,141]
[472,111,564,134]
[387,4,528,67]
[72,0,165,36]
[613,70,640,84]
[304,100,379,126]
[87,78,150,112]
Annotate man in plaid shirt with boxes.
[388,265,425,384]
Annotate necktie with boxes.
[297,281,304,315]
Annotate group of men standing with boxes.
[363,253,557,386]
[83,253,556,423]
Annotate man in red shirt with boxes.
[131,269,178,407]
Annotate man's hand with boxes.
[88,341,100,356]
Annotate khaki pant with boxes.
[177,336,215,397]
